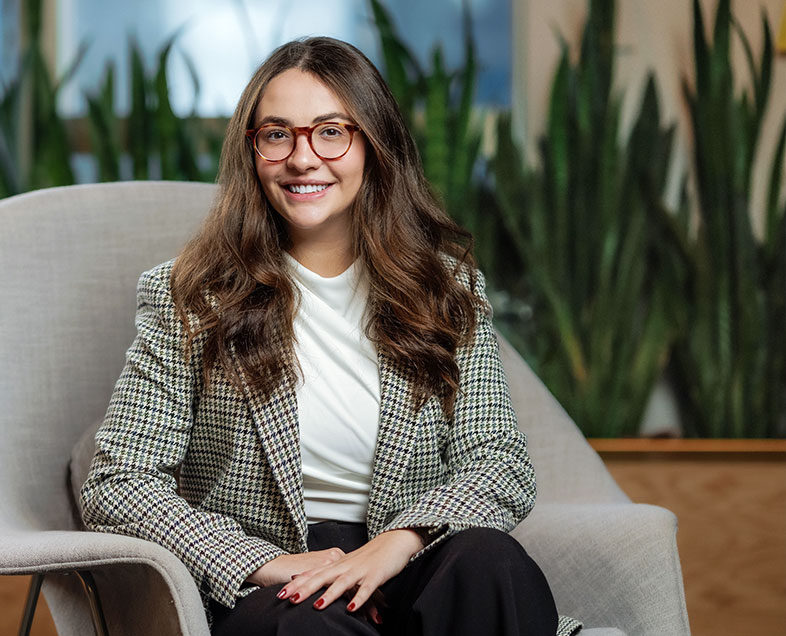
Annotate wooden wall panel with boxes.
[594,441,786,636]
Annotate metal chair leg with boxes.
[75,570,110,636]
[18,572,44,636]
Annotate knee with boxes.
[443,528,554,599]
[448,527,525,561]
[439,527,546,580]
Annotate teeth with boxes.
[287,184,329,194]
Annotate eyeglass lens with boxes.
[255,123,352,161]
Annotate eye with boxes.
[262,127,291,143]
[317,124,348,140]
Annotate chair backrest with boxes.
[495,334,626,503]
[0,181,216,532]
[0,180,624,537]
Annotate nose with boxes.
[286,132,321,172]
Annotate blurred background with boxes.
[0,0,785,633]
[2,0,785,441]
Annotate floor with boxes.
[0,575,56,635]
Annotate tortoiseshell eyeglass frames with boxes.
[245,122,362,162]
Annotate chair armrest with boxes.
[0,530,209,636]
[511,503,690,636]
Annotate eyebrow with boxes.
[255,112,353,127]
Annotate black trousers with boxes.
[210,523,558,636]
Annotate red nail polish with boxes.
[347,602,356,612]
[290,593,300,603]
[277,589,287,599]
[314,598,325,609]
[373,614,383,625]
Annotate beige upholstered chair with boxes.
[0,182,690,635]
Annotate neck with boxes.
[286,242,354,277]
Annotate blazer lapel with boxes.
[366,351,420,532]
[233,351,308,549]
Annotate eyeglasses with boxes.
[245,121,362,162]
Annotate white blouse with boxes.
[285,253,381,524]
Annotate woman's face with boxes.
[253,69,366,248]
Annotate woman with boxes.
[81,37,580,636]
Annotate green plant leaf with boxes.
[757,9,773,118]
[448,0,478,207]
[368,0,421,121]
[0,73,22,196]
[85,63,121,182]
[28,45,75,188]
[153,34,179,179]
[128,36,151,179]
[692,0,710,99]
[765,114,786,249]
[423,47,450,199]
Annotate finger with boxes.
[277,572,316,600]
[345,581,377,614]
[356,591,384,626]
[367,603,383,626]
[281,567,318,597]
[287,567,351,605]
[311,574,358,610]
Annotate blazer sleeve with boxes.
[379,268,536,550]
[80,263,286,609]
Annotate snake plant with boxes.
[0,0,85,197]
[86,34,220,183]
[0,0,221,195]
[649,0,786,437]
[369,0,482,249]
[488,0,682,437]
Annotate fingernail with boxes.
[277,589,287,599]
[347,602,356,612]
[314,598,325,609]
[373,613,383,625]
[290,593,301,603]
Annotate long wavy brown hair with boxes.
[171,37,481,416]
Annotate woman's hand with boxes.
[246,548,347,587]
[276,529,425,619]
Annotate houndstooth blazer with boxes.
[80,259,581,636]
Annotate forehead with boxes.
[254,68,350,123]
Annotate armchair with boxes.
[0,181,689,635]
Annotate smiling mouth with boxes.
[285,184,330,194]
